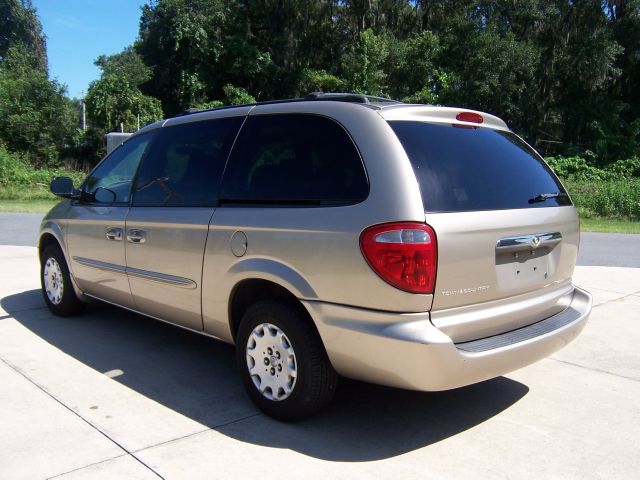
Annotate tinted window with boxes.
[389,121,571,212]
[83,133,151,204]
[133,117,243,207]
[219,114,368,205]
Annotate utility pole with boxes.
[79,92,86,130]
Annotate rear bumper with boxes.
[303,286,592,391]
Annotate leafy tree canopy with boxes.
[4,0,640,168]
[0,0,47,72]
[0,1,74,165]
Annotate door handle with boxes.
[105,227,123,241]
[127,229,146,244]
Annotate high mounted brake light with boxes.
[360,223,437,294]
[456,112,484,124]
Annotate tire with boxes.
[236,300,338,421]
[40,244,85,317]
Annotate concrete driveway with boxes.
[0,245,639,479]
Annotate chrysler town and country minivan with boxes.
[40,93,592,420]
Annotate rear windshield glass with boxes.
[388,121,571,212]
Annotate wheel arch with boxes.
[38,222,66,259]
[39,223,87,302]
[39,232,62,259]
[228,278,317,344]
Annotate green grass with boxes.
[0,198,59,213]
[580,217,640,234]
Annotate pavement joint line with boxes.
[0,355,165,480]
[580,286,633,296]
[132,411,262,455]
[549,357,640,383]
[45,454,129,479]
[591,289,640,309]
[210,411,262,430]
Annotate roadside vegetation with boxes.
[2,144,639,233]
[1,1,639,233]
[0,145,83,202]
[547,156,640,221]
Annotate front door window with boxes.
[83,133,152,204]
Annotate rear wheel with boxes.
[40,244,85,316]
[236,300,338,421]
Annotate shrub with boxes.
[545,154,640,220]
[546,154,640,181]
[606,156,640,178]
[564,179,640,220]
[545,155,615,181]
[0,144,85,199]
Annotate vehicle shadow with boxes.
[2,290,529,462]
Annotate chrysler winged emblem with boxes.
[529,236,541,248]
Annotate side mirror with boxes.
[50,177,78,199]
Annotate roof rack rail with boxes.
[174,107,202,117]
[305,92,401,104]
[171,92,402,118]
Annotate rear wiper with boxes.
[528,192,569,204]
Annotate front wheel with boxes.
[236,301,338,421]
[40,244,85,317]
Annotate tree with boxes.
[0,0,47,72]
[3,0,640,166]
[137,0,251,114]
[94,46,153,87]
[437,26,539,135]
[388,30,441,102]
[222,83,256,104]
[85,74,162,133]
[341,29,393,95]
[84,46,163,134]
[0,1,76,166]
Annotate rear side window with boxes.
[133,117,242,207]
[219,114,368,205]
[389,121,571,212]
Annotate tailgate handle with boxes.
[496,232,562,252]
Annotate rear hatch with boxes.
[386,110,579,342]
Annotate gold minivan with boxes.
[40,94,592,420]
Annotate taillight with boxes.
[456,111,484,124]
[360,223,437,294]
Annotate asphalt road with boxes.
[0,212,42,248]
[2,212,638,267]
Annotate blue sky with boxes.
[32,0,149,99]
